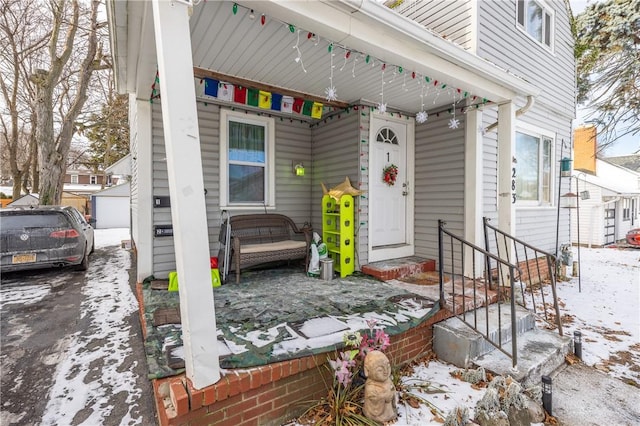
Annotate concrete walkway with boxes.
[553,362,640,426]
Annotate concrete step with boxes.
[434,304,535,368]
[473,328,572,388]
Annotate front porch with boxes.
[138,259,501,425]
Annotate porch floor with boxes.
[139,262,498,380]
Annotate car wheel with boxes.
[76,245,89,271]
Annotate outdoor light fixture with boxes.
[542,375,552,415]
[293,162,305,176]
[560,192,578,209]
[574,330,582,360]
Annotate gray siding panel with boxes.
[414,112,466,263]
[150,101,313,277]
[393,0,473,50]
[477,0,575,118]
[310,112,360,233]
[481,103,571,254]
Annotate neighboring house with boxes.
[90,182,131,229]
[105,153,132,182]
[572,127,640,246]
[606,154,640,173]
[107,0,574,421]
[7,191,89,214]
[65,164,109,186]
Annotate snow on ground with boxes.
[94,228,131,249]
[40,229,142,425]
[550,247,640,385]
[288,247,639,425]
[0,284,51,309]
[1,270,70,309]
[5,226,635,425]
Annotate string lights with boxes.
[448,91,460,129]
[222,1,491,127]
[416,78,428,124]
[325,43,338,101]
[292,30,307,73]
[377,63,387,113]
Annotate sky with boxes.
[571,0,639,156]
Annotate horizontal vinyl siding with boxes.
[481,102,572,255]
[310,111,360,234]
[151,101,313,278]
[477,0,575,118]
[393,0,473,50]
[570,182,604,246]
[414,112,466,265]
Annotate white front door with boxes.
[368,113,415,262]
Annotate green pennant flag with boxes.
[247,88,259,107]
[302,100,314,116]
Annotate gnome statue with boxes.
[363,350,397,423]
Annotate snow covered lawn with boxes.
[288,246,639,425]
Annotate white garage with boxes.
[91,182,130,229]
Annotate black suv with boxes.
[0,205,95,273]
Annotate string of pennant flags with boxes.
[200,78,325,119]
[150,2,492,125]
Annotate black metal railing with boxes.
[483,217,563,336]
[438,220,521,368]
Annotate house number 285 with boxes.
[512,167,517,204]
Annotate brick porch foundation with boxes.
[152,309,453,426]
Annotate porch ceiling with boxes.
[110,0,539,116]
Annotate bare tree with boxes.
[31,0,110,205]
[0,0,48,199]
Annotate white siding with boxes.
[392,0,474,50]
[414,111,466,262]
[151,101,314,277]
[570,182,605,247]
[129,98,139,246]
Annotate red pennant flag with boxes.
[234,86,247,104]
[292,98,304,113]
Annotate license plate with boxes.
[12,253,36,264]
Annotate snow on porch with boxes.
[139,267,439,379]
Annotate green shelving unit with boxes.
[322,194,355,277]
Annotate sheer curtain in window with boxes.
[228,121,266,203]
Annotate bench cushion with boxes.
[240,240,307,254]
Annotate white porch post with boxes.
[497,102,516,261]
[133,96,154,282]
[151,0,220,388]
[464,108,484,277]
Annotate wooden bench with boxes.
[219,214,311,283]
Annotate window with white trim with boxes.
[220,109,275,209]
[517,0,554,49]
[71,174,79,184]
[515,128,553,206]
[90,175,97,184]
[622,198,631,221]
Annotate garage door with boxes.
[95,197,130,229]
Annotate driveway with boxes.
[0,231,156,425]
